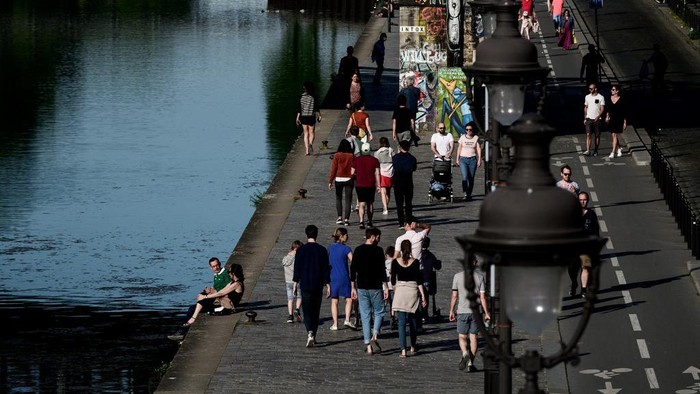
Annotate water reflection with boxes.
[0,0,367,391]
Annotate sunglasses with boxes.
[562,172,571,176]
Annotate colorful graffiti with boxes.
[437,67,473,138]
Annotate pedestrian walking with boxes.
[283,241,304,323]
[384,245,396,329]
[430,122,454,161]
[392,140,417,228]
[346,102,373,143]
[338,46,360,106]
[418,237,442,323]
[393,216,431,262]
[580,44,605,86]
[347,73,365,111]
[519,11,533,40]
[449,256,490,372]
[550,0,563,34]
[374,137,394,215]
[293,225,331,348]
[353,145,381,229]
[556,164,580,195]
[329,139,356,226]
[578,191,599,298]
[391,239,427,357]
[392,95,416,143]
[295,81,322,156]
[455,122,481,200]
[350,227,389,355]
[371,33,387,85]
[557,9,575,50]
[583,83,605,156]
[605,84,628,158]
[328,228,355,331]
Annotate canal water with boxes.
[0,0,369,392]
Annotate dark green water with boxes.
[0,0,369,391]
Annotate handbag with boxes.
[572,32,577,44]
[351,113,367,139]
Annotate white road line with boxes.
[595,207,603,217]
[575,144,582,150]
[615,270,626,285]
[582,166,590,176]
[573,137,580,143]
[622,290,632,304]
[586,178,594,188]
[629,314,642,331]
[637,339,650,359]
[645,367,660,389]
[590,191,598,202]
[599,220,608,233]
[606,238,614,250]
[610,255,619,267]
[579,155,586,164]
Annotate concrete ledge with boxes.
[688,260,700,295]
[626,127,652,166]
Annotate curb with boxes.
[688,260,700,295]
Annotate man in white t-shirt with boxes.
[430,122,454,161]
[393,216,431,261]
[583,83,605,156]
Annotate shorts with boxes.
[285,282,300,301]
[356,186,376,203]
[457,313,479,335]
[330,279,352,298]
[397,130,412,142]
[584,118,601,134]
[580,254,593,268]
[380,175,393,188]
[299,115,316,126]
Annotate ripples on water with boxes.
[0,0,369,391]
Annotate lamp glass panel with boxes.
[484,12,497,38]
[502,265,567,335]
[488,83,525,126]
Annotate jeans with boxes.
[459,156,477,197]
[394,182,414,226]
[301,289,323,337]
[335,179,354,220]
[397,311,418,350]
[357,289,386,344]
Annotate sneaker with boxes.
[214,306,224,313]
[609,152,615,158]
[336,217,343,224]
[617,148,623,157]
[371,339,382,353]
[330,324,338,331]
[344,219,350,226]
[382,210,388,215]
[294,309,302,322]
[593,150,598,156]
[306,335,315,348]
[583,150,590,156]
[287,315,294,323]
[367,222,374,228]
[458,354,469,370]
[359,223,365,230]
[468,363,478,372]
[344,320,357,329]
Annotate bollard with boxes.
[245,311,257,323]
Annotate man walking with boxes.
[293,225,331,347]
[449,256,490,372]
[583,83,605,156]
[351,227,389,355]
[556,164,580,195]
[393,216,431,262]
[392,140,418,228]
[430,122,454,161]
[392,95,415,143]
[353,145,381,229]
[371,33,387,85]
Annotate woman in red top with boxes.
[329,139,356,226]
[345,101,373,143]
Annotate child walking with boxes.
[283,240,303,323]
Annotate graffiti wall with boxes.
[437,67,472,138]
[398,1,448,135]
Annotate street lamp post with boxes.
[459,1,606,392]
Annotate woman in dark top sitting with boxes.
[187,263,245,325]
[391,240,427,357]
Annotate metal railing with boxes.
[667,0,700,34]
[650,140,700,258]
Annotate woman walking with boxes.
[455,123,482,201]
[557,9,575,50]
[374,137,394,215]
[329,139,355,226]
[606,84,628,158]
[391,240,427,357]
[346,73,365,111]
[345,101,374,143]
[296,81,322,156]
[328,228,355,330]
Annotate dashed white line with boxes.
[586,178,594,188]
[615,270,626,285]
[637,339,650,359]
[610,255,619,267]
[622,289,632,304]
[582,166,590,176]
[599,220,608,233]
[606,238,614,250]
[629,314,642,331]
[645,367,659,389]
[594,207,603,217]
[590,191,598,202]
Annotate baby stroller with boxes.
[428,159,453,203]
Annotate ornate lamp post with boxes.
[459,2,607,393]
